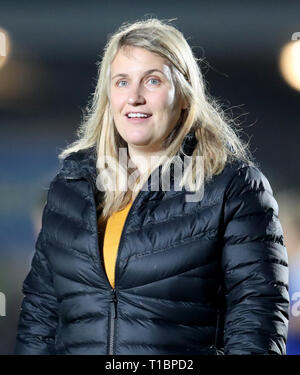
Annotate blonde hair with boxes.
[58,17,254,220]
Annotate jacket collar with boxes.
[58,129,198,192]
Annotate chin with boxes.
[127,139,151,147]
[126,133,152,146]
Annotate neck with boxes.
[128,145,166,176]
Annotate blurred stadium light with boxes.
[0,27,10,69]
[280,39,300,91]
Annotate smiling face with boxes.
[109,46,186,155]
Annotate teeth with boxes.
[128,113,149,118]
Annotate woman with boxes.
[15,18,289,355]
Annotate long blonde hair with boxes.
[58,17,254,220]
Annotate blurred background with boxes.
[0,0,299,355]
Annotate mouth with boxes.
[125,112,152,123]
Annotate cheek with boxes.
[151,87,176,112]
[110,90,125,113]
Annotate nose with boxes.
[127,84,146,105]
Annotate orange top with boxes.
[98,200,133,288]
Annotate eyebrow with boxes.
[111,69,166,81]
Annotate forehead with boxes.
[111,46,171,75]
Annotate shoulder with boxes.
[41,147,93,201]
[58,146,97,179]
[214,159,281,226]
[44,146,97,200]
[201,158,277,215]
[220,159,274,200]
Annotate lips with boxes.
[125,112,152,124]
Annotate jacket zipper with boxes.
[84,173,145,355]
[214,310,220,347]
[84,174,118,354]
[107,192,142,355]
[108,289,118,355]
[214,284,223,351]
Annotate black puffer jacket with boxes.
[15,132,289,355]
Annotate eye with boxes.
[147,78,161,85]
[116,80,128,87]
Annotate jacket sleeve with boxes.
[15,200,59,354]
[222,165,289,355]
